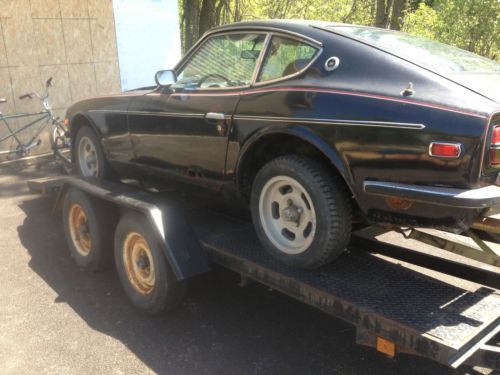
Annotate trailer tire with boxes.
[62,188,113,271]
[114,211,186,315]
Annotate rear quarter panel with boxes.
[228,30,498,222]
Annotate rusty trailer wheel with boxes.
[114,211,186,315]
[62,188,114,271]
[123,232,156,295]
[68,203,92,256]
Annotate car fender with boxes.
[69,112,105,160]
[235,125,355,195]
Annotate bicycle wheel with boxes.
[50,121,71,165]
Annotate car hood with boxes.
[446,73,500,104]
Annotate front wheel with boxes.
[75,126,112,178]
[250,155,352,269]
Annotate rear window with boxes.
[327,26,500,74]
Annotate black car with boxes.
[66,20,500,269]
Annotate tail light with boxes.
[429,142,462,158]
[489,125,500,165]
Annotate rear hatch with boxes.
[446,73,500,104]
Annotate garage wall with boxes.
[0,0,121,158]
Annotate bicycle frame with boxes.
[0,112,53,155]
[0,79,62,157]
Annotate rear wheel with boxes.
[250,155,352,269]
[62,188,113,271]
[114,211,186,315]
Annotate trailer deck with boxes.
[28,176,500,370]
[192,210,499,369]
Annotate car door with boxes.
[128,32,267,188]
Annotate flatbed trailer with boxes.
[28,176,500,371]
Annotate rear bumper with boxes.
[363,181,500,209]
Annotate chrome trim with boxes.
[250,33,272,85]
[324,56,340,72]
[363,180,500,208]
[89,109,204,118]
[204,25,323,47]
[205,112,225,121]
[428,141,463,159]
[234,115,426,130]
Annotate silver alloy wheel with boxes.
[78,136,99,177]
[258,175,317,255]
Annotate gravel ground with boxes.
[0,161,496,375]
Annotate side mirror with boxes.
[155,70,176,87]
[46,77,53,87]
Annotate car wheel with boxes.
[75,126,111,178]
[62,188,114,271]
[114,211,186,315]
[250,155,352,269]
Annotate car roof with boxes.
[210,19,377,41]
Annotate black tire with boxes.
[74,125,112,179]
[250,155,352,269]
[62,188,114,271]
[114,211,186,315]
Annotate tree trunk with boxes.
[375,0,394,28]
[199,0,218,36]
[375,0,387,27]
[390,0,407,30]
[182,0,199,52]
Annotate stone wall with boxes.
[0,0,121,158]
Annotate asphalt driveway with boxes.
[0,161,493,374]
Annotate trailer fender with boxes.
[54,177,211,280]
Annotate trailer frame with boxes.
[28,175,500,371]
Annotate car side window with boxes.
[258,36,318,83]
[174,33,266,89]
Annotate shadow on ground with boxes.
[14,194,486,375]
[0,161,64,197]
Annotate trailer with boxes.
[28,176,500,371]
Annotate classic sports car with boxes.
[66,20,500,269]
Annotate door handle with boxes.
[205,112,228,136]
[205,112,225,121]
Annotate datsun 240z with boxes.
[66,20,500,269]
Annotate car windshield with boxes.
[327,26,500,74]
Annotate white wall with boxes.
[113,0,181,91]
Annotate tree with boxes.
[375,0,392,28]
[178,0,499,60]
[390,0,408,30]
[181,0,199,51]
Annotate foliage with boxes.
[402,3,439,40]
[179,0,499,61]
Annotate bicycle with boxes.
[0,77,71,167]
